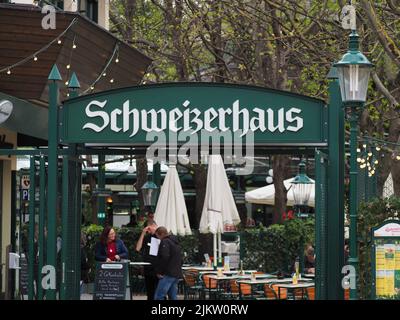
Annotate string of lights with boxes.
[356,135,400,177]
[83,42,120,94]
[0,17,78,75]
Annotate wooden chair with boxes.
[201,273,224,300]
[238,282,253,299]
[305,286,315,300]
[182,270,202,299]
[271,283,288,299]
[255,284,278,300]
[219,279,240,300]
[344,288,350,300]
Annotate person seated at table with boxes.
[136,222,159,300]
[304,244,315,274]
[95,226,128,262]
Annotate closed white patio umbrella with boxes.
[245,177,315,207]
[199,155,241,266]
[154,165,191,236]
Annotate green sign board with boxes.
[61,83,327,146]
[371,220,400,299]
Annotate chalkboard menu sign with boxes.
[19,255,28,296]
[372,220,400,299]
[94,262,129,300]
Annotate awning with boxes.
[0,91,48,140]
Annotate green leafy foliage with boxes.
[241,218,315,272]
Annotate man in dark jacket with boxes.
[135,223,159,300]
[154,226,182,300]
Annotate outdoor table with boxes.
[237,277,312,284]
[182,266,215,271]
[130,262,151,266]
[206,273,275,280]
[275,282,314,300]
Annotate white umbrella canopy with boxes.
[154,165,192,236]
[199,155,241,234]
[245,177,315,207]
[199,155,241,265]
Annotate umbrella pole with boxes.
[213,233,217,268]
[218,232,222,264]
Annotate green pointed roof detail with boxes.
[68,72,81,89]
[48,64,62,81]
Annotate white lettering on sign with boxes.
[81,99,304,136]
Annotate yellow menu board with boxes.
[375,241,400,298]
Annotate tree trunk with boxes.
[272,155,290,224]
[192,164,207,229]
[135,157,148,215]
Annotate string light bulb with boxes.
[363,144,367,149]
[368,152,372,157]
[7,69,11,75]
[34,56,38,61]
[376,146,381,151]
[375,160,379,164]
[357,158,361,163]
[357,148,361,153]
[65,81,69,86]
[103,72,107,77]
[115,58,119,63]
[72,43,77,49]
[66,64,71,69]
[110,79,114,83]
[58,39,62,44]
[91,86,95,90]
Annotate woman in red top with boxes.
[95,226,129,262]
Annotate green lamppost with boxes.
[334,30,373,300]
[291,161,314,274]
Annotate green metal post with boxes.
[38,156,46,300]
[315,149,328,300]
[28,156,36,300]
[348,104,362,300]
[64,73,81,299]
[60,156,69,300]
[46,64,62,300]
[327,67,345,299]
[98,154,106,225]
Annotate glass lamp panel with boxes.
[143,189,157,206]
[337,65,371,102]
[292,183,312,206]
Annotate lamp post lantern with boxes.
[334,30,373,300]
[291,161,314,274]
[291,161,314,219]
[141,179,159,209]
